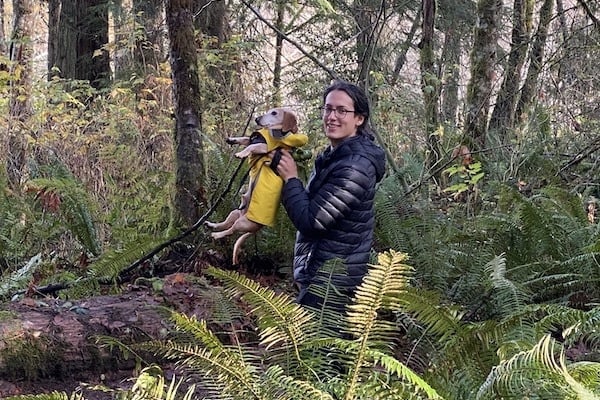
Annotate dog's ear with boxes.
[282,110,298,133]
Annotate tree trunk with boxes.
[48,0,111,88]
[167,0,205,230]
[419,0,441,172]
[194,0,244,108]
[0,0,6,55]
[133,0,165,74]
[464,0,502,151]
[272,0,285,105]
[354,0,382,89]
[391,9,421,85]
[515,0,554,123]
[6,0,35,191]
[488,0,532,146]
[440,27,461,128]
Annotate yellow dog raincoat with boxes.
[245,128,308,226]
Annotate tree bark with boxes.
[464,0,502,150]
[194,0,244,107]
[167,0,205,230]
[0,0,6,55]
[419,0,441,172]
[488,0,532,146]
[6,0,35,191]
[133,0,165,74]
[48,0,111,88]
[440,26,461,127]
[515,0,554,123]
[353,0,384,89]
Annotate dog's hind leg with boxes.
[204,209,242,232]
[232,232,254,265]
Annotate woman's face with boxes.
[323,90,364,147]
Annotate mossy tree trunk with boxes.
[272,0,285,105]
[166,0,205,230]
[420,0,441,173]
[464,0,502,151]
[0,0,6,55]
[488,0,533,147]
[439,26,461,128]
[6,0,35,191]
[514,0,554,122]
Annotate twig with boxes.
[557,137,600,175]
[239,0,338,80]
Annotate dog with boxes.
[205,108,308,264]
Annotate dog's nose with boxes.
[255,117,261,124]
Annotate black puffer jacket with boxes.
[281,134,386,291]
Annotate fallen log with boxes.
[0,273,216,383]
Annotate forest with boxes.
[0,0,599,398]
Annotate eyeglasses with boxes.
[321,106,357,119]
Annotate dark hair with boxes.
[323,80,375,139]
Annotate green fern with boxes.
[136,251,445,399]
[476,334,600,399]
[27,176,101,256]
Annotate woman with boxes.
[272,81,386,308]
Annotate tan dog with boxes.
[205,108,308,264]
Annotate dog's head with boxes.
[255,108,298,138]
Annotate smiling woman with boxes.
[271,80,387,311]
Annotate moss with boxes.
[0,310,17,321]
[0,333,67,381]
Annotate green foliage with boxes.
[26,176,101,257]
[138,251,442,400]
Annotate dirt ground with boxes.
[1,369,137,399]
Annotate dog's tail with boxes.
[232,232,254,265]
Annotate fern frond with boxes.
[158,336,262,399]
[0,253,42,299]
[27,177,101,256]
[476,333,600,400]
[263,365,334,400]
[368,350,443,399]
[88,235,164,280]
[344,250,415,400]
[206,266,317,357]
[484,254,530,317]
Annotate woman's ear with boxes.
[282,111,299,133]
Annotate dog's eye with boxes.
[270,110,278,115]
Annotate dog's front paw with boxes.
[204,221,216,230]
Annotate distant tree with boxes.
[514,0,554,123]
[6,0,35,190]
[353,0,386,89]
[0,0,6,55]
[132,0,165,74]
[194,0,243,106]
[166,0,205,229]
[48,0,111,89]
[419,0,441,171]
[464,0,503,150]
[488,0,533,147]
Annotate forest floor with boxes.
[0,247,292,399]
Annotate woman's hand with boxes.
[270,149,298,182]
